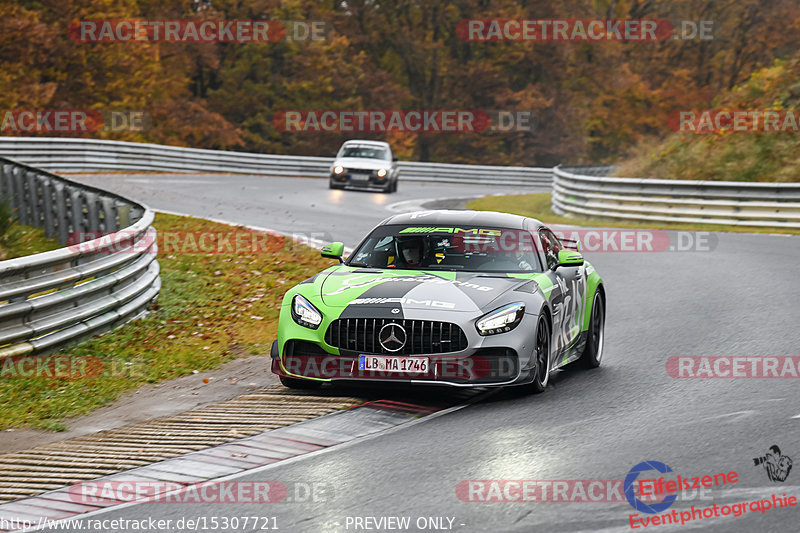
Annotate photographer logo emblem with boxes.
[753,445,792,482]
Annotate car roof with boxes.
[341,140,390,147]
[380,210,544,230]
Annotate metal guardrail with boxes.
[2,137,796,232]
[553,166,800,228]
[0,157,160,358]
[0,137,553,186]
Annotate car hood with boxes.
[332,158,390,171]
[317,267,543,314]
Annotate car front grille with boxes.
[325,318,468,355]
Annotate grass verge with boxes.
[0,213,337,430]
[0,221,61,260]
[466,193,800,235]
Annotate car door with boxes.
[538,227,586,359]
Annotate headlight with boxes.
[333,165,344,175]
[377,168,387,177]
[476,303,525,336]
[291,294,322,329]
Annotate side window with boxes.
[538,229,558,270]
[546,230,563,256]
[375,236,393,249]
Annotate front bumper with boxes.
[271,340,526,387]
[330,170,390,188]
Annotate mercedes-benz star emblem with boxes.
[378,323,407,352]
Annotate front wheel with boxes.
[280,376,323,390]
[579,291,605,369]
[527,315,551,394]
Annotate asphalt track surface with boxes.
[68,173,521,246]
[56,173,800,532]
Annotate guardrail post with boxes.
[101,197,117,233]
[26,170,41,227]
[54,182,68,244]
[0,164,9,200]
[85,191,99,232]
[117,204,131,229]
[70,188,84,237]
[12,166,25,223]
[41,177,55,239]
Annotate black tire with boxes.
[527,314,551,394]
[280,376,323,390]
[579,290,605,369]
[392,179,398,192]
[382,182,393,193]
[329,181,342,190]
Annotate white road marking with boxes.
[125,179,217,184]
[385,194,506,213]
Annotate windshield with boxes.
[347,225,543,272]
[339,145,389,160]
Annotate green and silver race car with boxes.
[271,210,605,392]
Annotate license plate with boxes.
[351,173,371,182]
[359,355,429,373]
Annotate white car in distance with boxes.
[329,140,399,193]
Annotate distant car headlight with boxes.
[333,166,344,175]
[291,294,322,329]
[377,168,387,177]
[476,303,525,336]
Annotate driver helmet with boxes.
[397,236,426,266]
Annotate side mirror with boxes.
[392,156,398,162]
[321,242,345,263]
[561,238,581,252]
[557,250,584,268]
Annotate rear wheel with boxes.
[280,376,323,390]
[528,315,551,393]
[580,291,605,369]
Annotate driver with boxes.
[397,236,426,267]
